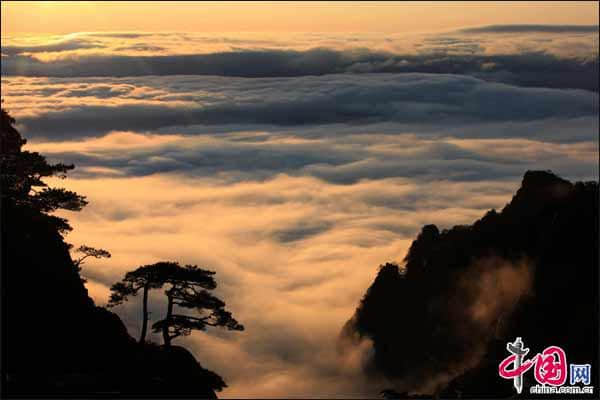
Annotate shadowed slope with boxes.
[342,170,598,397]
[1,108,225,397]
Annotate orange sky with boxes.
[2,1,598,36]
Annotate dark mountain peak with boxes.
[514,169,572,199]
[499,170,574,222]
[403,224,439,268]
[417,224,440,241]
[361,262,404,309]
[521,169,570,186]
[343,171,598,397]
[376,262,402,278]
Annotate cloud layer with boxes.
[2,27,598,91]
[2,26,599,397]
[3,50,598,92]
[3,74,598,141]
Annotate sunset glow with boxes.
[2,1,598,398]
[3,1,598,35]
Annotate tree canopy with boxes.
[1,106,87,232]
[109,261,243,346]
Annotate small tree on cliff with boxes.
[108,262,243,346]
[73,245,112,269]
[71,245,111,283]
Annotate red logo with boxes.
[533,346,567,386]
[499,337,567,393]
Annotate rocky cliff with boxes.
[342,171,598,397]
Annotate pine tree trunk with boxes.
[138,284,149,344]
[162,295,174,347]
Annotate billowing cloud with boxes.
[3,50,598,92]
[3,74,598,140]
[47,173,524,397]
[2,28,598,91]
[55,138,600,185]
[1,37,104,55]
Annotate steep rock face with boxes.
[343,171,598,397]
[2,200,222,397]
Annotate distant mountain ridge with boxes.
[342,170,598,398]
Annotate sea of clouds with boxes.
[1,25,598,397]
